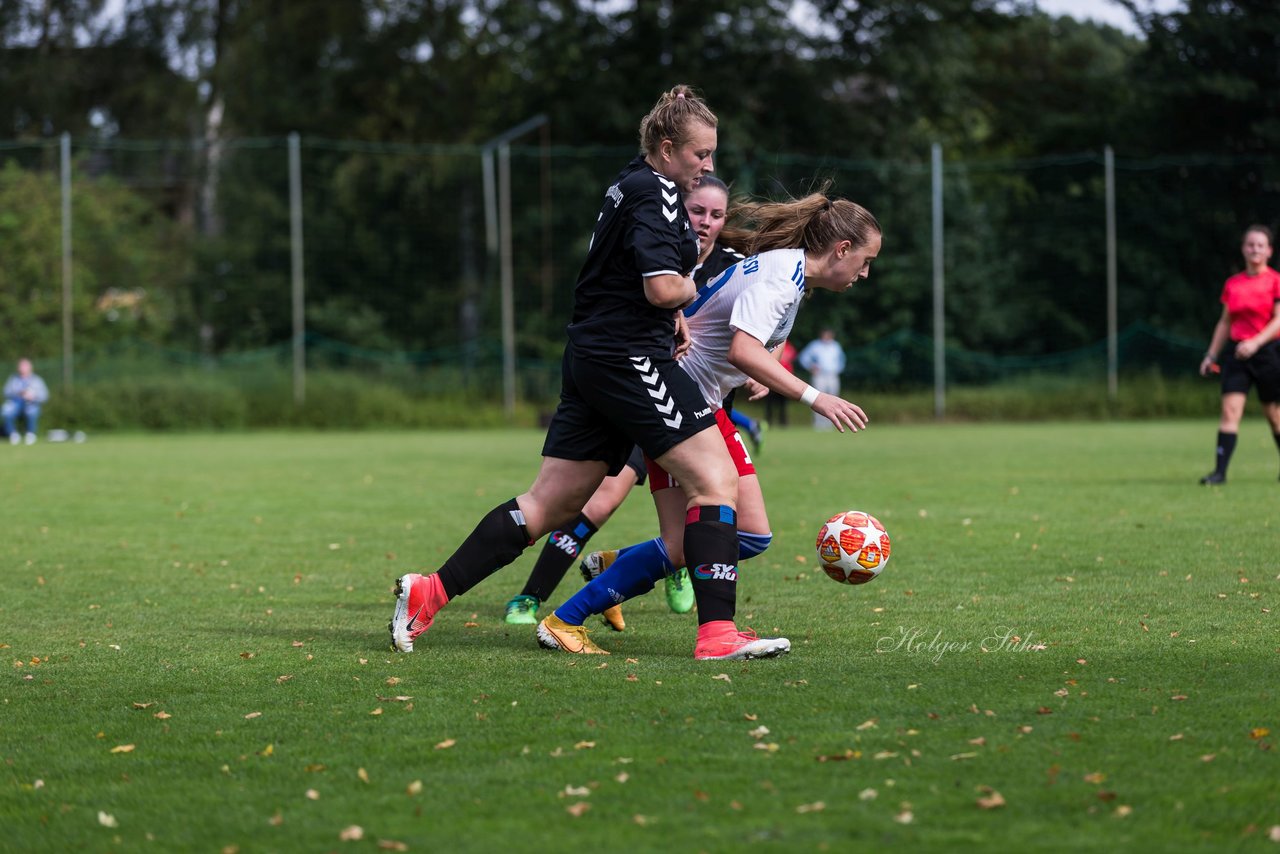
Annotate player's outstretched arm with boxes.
[728,330,868,433]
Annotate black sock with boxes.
[519,513,598,602]
[1214,431,1238,474]
[684,506,739,625]
[437,498,534,599]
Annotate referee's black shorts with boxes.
[542,343,717,476]
[1220,340,1280,404]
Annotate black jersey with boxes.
[694,243,746,289]
[567,155,699,356]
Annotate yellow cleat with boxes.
[537,614,610,655]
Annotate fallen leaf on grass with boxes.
[98,811,118,828]
[1036,707,1053,715]
[276,675,293,684]
[856,719,878,731]
[357,768,370,783]
[386,677,402,686]
[976,787,1006,809]
[748,726,770,740]
[950,753,978,761]
[369,708,383,716]
[377,695,413,703]
[816,750,859,762]
[132,702,153,709]
[562,785,590,797]
[893,809,913,824]
[1083,772,1106,784]
[795,801,825,813]
[574,741,595,750]
[110,744,135,754]
[339,825,363,841]
[1200,754,1216,763]
[305,789,320,800]
[1268,826,1280,842]
[753,743,780,752]
[406,780,423,796]
[1097,791,1117,802]
[1171,695,1188,701]
[1114,805,1133,818]
[566,802,590,817]
[858,788,877,801]
[435,739,456,750]
[259,744,274,757]
[968,737,986,746]
[712,674,731,682]
[615,772,629,783]
[268,811,284,826]
[1249,727,1270,740]
[154,711,172,720]
[377,841,408,852]
[244,712,262,720]
[1169,733,1183,741]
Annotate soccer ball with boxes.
[816,510,890,584]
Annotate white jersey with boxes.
[679,247,807,407]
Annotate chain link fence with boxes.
[2,135,1276,412]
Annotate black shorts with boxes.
[542,343,717,476]
[1220,340,1280,403]
[624,446,648,485]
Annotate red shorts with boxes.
[646,408,755,492]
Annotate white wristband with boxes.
[800,384,820,406]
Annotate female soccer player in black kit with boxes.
[390,86,789,660]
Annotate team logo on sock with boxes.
[549,531,581,557]
[692,563,737,581]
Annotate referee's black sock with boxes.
[519,513,598,602]
[437,498,534,599]
[683,506,739,625]
[1214,431,1238,475]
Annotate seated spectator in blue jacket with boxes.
[4,358,50,445]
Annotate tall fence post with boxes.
[498,143,516,417]
[480,114,549,417]
[289,132,306,405]
[1105,144,1118,401]
[61,132,73,392]
[931,142,945,420]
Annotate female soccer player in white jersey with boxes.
[390,85,787,661]
[537,192,881,658]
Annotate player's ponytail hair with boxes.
[738,187,881,257]
[639,85,718,155]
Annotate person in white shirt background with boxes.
[3,358,49,445]
[798,328,846,430]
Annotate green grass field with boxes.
[2,423,1277,852]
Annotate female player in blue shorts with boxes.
[537,191,881,657]
[390,85,789,661]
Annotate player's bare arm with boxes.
[728,330,867,433]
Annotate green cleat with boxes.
[665,567,695,614]
[504,594,539,625]
[750,419,768,457]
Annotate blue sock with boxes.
[737,531,772,560]
[729,409,757,433]
[556,538,672,625]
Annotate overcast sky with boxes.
[1035,0,1184,35]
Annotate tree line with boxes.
[1,0,1277,378]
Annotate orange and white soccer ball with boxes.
[816,510,891,584]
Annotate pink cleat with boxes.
[693,620,790,661]
[389,573,448,652]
